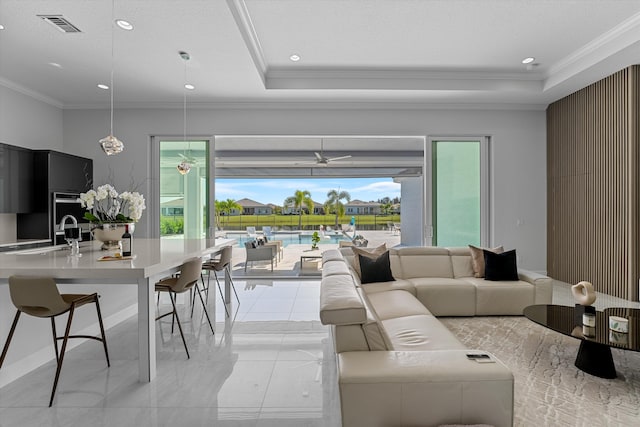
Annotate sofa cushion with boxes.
[358,289,390,351]
[483,249,518,281]
[322,259,351,277]
[447,247,475,278]
[409,278,477,317]
[519,269,553,304]
[359,250,395,284]
[464,277,534,316]
[332,324,370,353]
[469,245,504,277]
[337,350,514,427]
[382,314,466,351]
[322,249,345,264]
[365,290,432,320]
[395,247,453,279]
[320,274,365,325]
[356,278,416,296]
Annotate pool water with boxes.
[236,233,347,248]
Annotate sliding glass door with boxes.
[158,139,209,239]
[429,138,489,247]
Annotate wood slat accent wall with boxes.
[547,66,640,301]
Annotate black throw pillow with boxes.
[359,251,395,284]
[483,249,519,281]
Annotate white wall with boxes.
[63,106,547,272]
[0,85,63,150]
[398,177,424,246]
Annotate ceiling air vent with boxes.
[37,15,82,33]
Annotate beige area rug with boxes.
[440,316,640,427]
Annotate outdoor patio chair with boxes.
[393,223,401,235]
[244,241,277,272]
[246,226,257,238]
[262,226,284,260]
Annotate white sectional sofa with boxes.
[320,246,553,427]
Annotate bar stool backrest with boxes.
[8,276,70,318]
[172,257,203,293]
[217,246,233,270]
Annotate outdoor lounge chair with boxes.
[246,226,257,238]
[244,241,277,272]
[262,227,284,260]
[393,222,401,235]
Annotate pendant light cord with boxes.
[110,0,115,136]
[183,57,187,144]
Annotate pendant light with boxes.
[99,0,124,155]
[177,51,192,175]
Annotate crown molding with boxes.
[226,0,545,93]
[265,68,544,91]
[0,77,64,108]
[62,100,547,111]
[544,11,640,91]
[267,68,544,81]
[226,0,268,86]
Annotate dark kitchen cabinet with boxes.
[17,150,93,242]
[45,151,93,193]
[31,150,93,212]
[0,143,34,213]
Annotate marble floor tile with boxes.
[2,279,638,427]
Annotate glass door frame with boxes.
[424,136,490,247]
[149,135,215,239]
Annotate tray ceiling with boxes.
[1,0,640,109]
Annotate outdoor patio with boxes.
[219,229,401,278]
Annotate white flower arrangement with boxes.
[78,184,146,224]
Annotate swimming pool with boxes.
[234,233,347,248]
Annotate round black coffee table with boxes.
[523,304,640,379]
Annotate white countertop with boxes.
[0,238,237,280]
[0,239,51,248]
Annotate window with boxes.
[430,138,489,247]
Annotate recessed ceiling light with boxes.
[289,54,301,62]
[115,19,133,30]
[0,25,5,30]
[184,84,195,90]
[97,84,109,90]
[522,57,535,64]
[48,62,62,68]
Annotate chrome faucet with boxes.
[59,214,78,231]
[59,215,81,256]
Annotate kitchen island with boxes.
[0,238,236,383]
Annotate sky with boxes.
[215,178,400,205]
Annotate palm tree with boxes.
[215,198,242,227]
[284,190,313,230]
[324,189,351,228]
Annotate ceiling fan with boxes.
[299,139,352,166]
